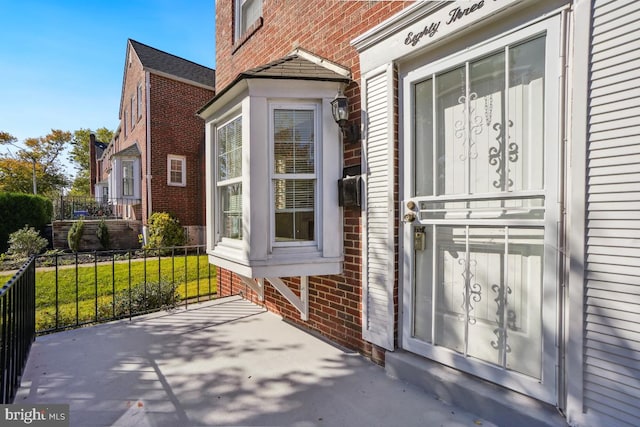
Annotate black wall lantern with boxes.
[330,93,361,144]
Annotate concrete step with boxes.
[385,350,568,427]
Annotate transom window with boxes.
[271,105,317,244]
[167,154,186,186]
[216,115,243,240]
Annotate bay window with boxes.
[202,76,345,279]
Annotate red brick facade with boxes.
[148,74,211,226]
[96,42,214,229]
[214,0,413,363]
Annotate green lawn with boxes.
[0,254,216,332]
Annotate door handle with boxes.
[403,212,417,223]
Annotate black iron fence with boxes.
[33,245,215,334]
[0,256,36,403]
[54,196,142,220]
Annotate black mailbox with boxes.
[338,175,362,208]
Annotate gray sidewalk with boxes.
[16,296,497,427]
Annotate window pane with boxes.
[274,109,314,174]
[274,179,315,241]
[508,37,545,192]
[170,159,182,184]
[220,183,242,239]
[217,117,243,240]
[414,78,434,197]
[123,160,134,196]
[469,50,505,194]
[241,0,262,33]
[217,117,242,181]
[436,66,466,196]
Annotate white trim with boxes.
[167,154,187,187]
[291,48,351,77]
[137,82,143,119]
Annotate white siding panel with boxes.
[362,66,394,351]
[589,143,640,158]
[585,1,640,425]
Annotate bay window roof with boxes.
[112,143,141,158]
[198,48,351,118]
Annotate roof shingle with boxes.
[129,39,215,88]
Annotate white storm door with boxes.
[401,18,561,404]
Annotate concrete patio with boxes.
[15,296,496,427]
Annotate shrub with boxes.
[67,219,84,252]
[0,193,52,253]
[98,280,181,318]
[7,225,48,258]
[97,219,110,249]
[146,212,186,249]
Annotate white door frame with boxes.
[399,15,563,404]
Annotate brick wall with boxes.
[149,74,213,227]
[214,0,412,363]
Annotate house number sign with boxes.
[403,0,522,49]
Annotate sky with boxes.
[0,0,216,174]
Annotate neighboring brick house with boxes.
[200,1,640,426]
[93,39,215,243]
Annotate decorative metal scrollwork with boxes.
[458,258,482,325]
[455,93,483,161]
[488,120,518,189]
[491,283,513,353]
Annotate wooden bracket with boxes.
[237,275,309,320]
[266,277,309,321]
[238,275,264,301]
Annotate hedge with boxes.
[0,192,53,253]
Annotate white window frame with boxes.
[167,154,186,187]
[269,102,320,249]
[130,95,135,129]
[215,114,243,245]
[234,0,262,40]
[137,83,143,119]
[122,160,135,197]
